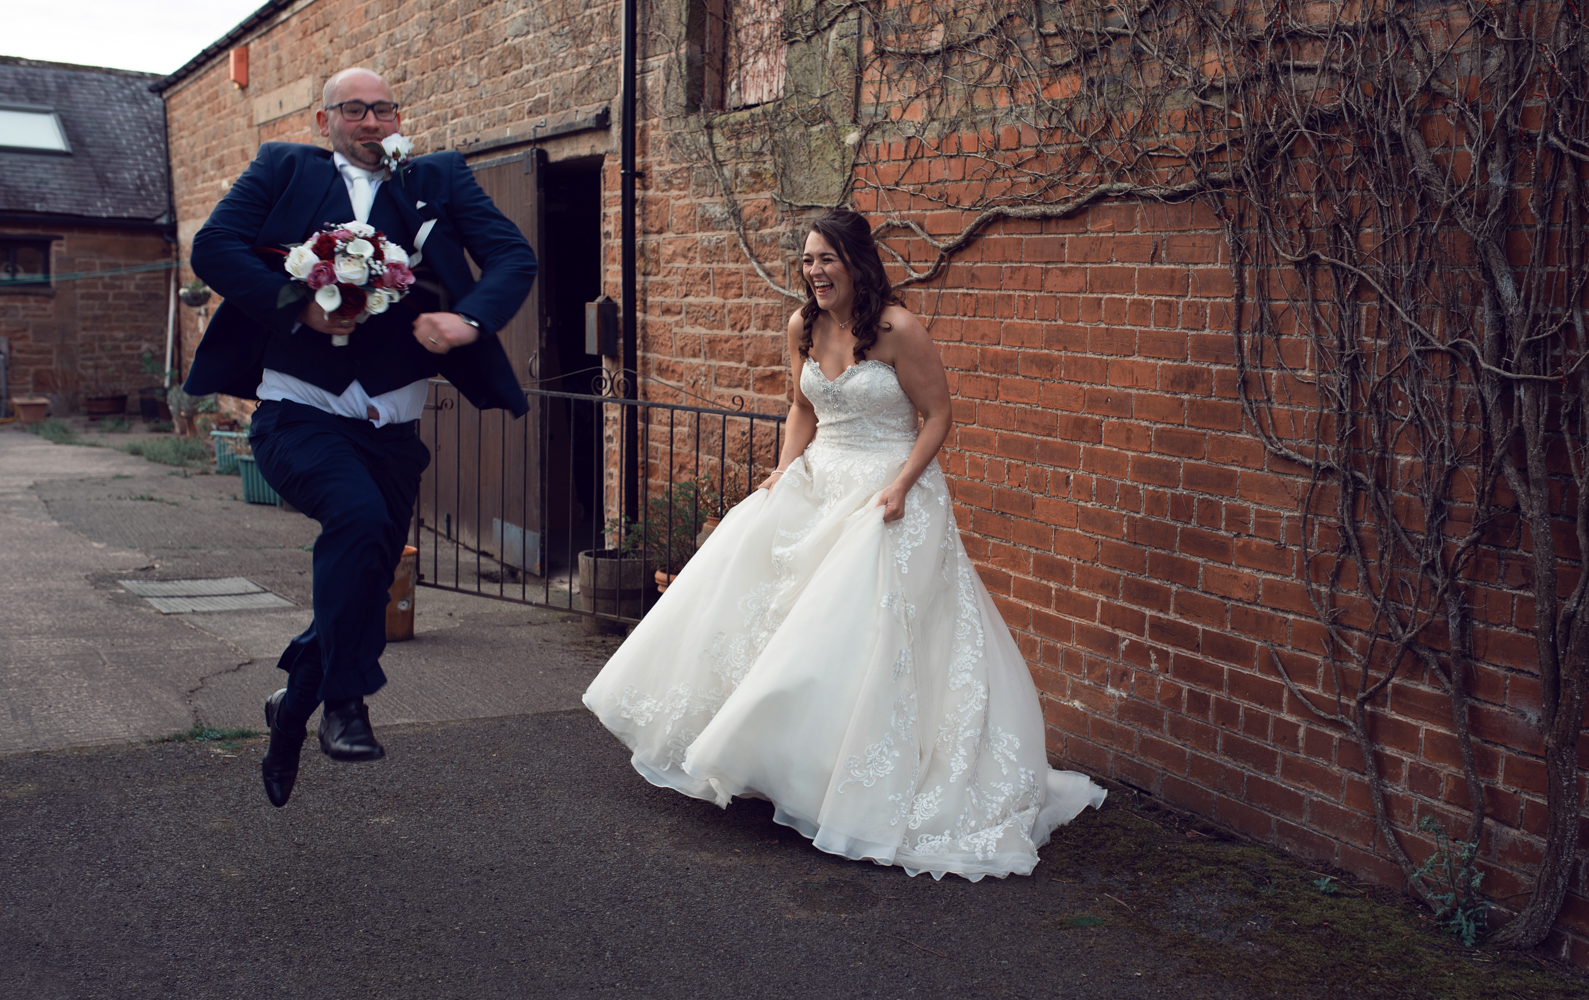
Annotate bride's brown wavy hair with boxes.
[798,209,899,362]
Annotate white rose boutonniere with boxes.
[364,133,416,187]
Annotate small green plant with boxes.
[1413,815,1491,947]
[24,418,78,445]
[160,725,260,742]
[618,476,718,572]
[146,419,174,433]
[159,724,260,752]
[139,351,176,382]
[1312,876,1338,894]
[119,437,211,468]
[98,416,132,433]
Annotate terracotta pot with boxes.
[14,397,49,424]
[696,515,722,551]
[654,568,679,594]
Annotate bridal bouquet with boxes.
[279,221,416,346]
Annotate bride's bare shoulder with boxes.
[873,304,933,360]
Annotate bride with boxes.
[583,208,1105,880]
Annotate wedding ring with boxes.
[427,337,438,345]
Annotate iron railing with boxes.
[413,375,785,623]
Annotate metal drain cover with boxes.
[118,577,294,614]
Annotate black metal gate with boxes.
[413,377,785,624]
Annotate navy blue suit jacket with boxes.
[186,143,535,415]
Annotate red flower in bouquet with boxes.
[281,221,414,345]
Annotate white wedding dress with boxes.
[583,357,1106,880]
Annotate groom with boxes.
[186,67,537,807]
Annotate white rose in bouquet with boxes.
[344,221,377,239]
[285,244,319,279]
[382,243,409,266]
[334,254,369,285]
[364,287,392,315]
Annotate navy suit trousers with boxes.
[249,400,431,732]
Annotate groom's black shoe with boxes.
[261,688,306,808]
[318,698,386,762]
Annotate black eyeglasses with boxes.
[326,100,400,122]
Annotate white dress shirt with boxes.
[257,151,429,428]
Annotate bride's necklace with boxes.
[833,312,853,330]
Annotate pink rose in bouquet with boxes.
[281,220,414,346]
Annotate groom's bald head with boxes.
[323,68,390,107]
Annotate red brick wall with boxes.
[0,225,172,413]
[157,0,1588,963]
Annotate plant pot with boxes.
[210,430,248,474]
[654,568,680,594]
[696,515,722,551]
[386,545,419,642]
[577,549,648,620]
[84,394,127,419]
[235,454,282,506]
[14,397,49,424]
[137,386,172,422]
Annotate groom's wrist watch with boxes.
[457,313,482,333]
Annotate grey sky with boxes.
[0,0,272,75]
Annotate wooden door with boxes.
[418,148,546,581]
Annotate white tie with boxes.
[341,163,377,223]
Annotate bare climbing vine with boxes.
[658,0,1589,949]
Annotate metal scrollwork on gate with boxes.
[591,369,634,399]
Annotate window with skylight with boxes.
[0,106,71,154]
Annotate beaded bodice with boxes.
[800,358,919,453]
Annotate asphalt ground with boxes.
[4,420,1588,999]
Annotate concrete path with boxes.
[3,424,1581,1000]
[0,423,622,755]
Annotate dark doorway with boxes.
[539,156,605,570]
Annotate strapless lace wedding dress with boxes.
[583,358,1106,880]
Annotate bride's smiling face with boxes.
[802,231,854,314]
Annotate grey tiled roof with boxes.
[0,57,169,221]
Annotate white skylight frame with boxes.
[0,104,72,155]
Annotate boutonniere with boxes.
[363,133,415,186]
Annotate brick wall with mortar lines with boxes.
[842,138,1586,956]
[541,102,1589,955]
[0,226,172,409]
[161,0,623,387]
[157,0,1588,960]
